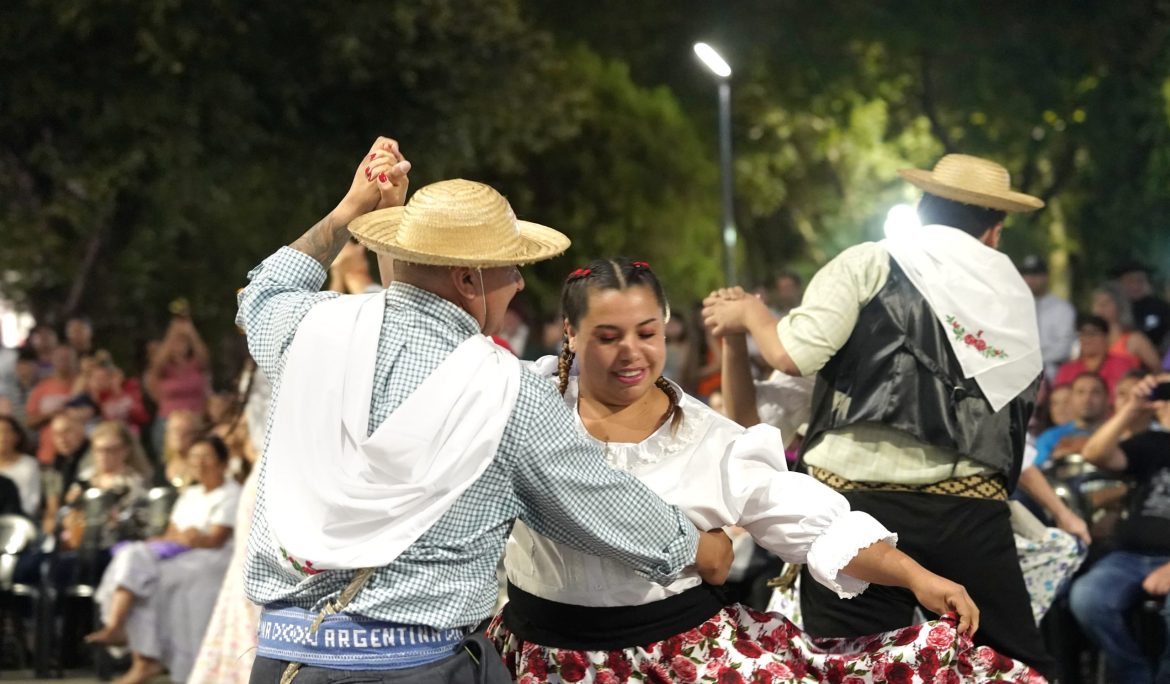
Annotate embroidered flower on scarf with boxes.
[279,545,322,576]
[945,315,1009,358]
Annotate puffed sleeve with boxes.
[720,424,897,598]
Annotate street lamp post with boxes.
[694,42,737,285]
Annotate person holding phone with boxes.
[1073,373,1170,683]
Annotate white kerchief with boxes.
[880,223,1042,411]
[265,292,520,570]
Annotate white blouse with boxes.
[170,480,242,535]
[504,371,896,608]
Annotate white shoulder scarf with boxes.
[880,224,1042,411]
[264,292,521,570]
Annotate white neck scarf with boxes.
[264,292,521,570]
[880,223,1042,411]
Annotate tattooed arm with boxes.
[236,137,411,382]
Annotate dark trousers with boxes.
[799,490,1058,681]
[249,632,511,684]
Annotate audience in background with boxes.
[65,317,94,358]
[1114,261,1170,350]
[0,415,39,517]
[1055,314,1140,401]
[1072,373,1170,683]
[144,316,211,456]
[26,345,79,465]
[1021,255,1077,382]
[161,409,202,488]
[1092,283,1163,372]
[1033,373,1110,468]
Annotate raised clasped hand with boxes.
[701,287,756,337]
[337,136,412,224]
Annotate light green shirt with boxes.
[778,242,993,485]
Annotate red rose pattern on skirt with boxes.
[487,604,1046,683]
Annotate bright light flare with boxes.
[693,42,732,78]
[883,203,921,238]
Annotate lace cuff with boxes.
[805,511,896,599]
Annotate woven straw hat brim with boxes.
[899,168,1044,213]
[349,207,571,267]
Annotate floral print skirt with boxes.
[487,604,1046,683]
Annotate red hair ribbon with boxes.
[567,267,592,281]
[631,261,651,270]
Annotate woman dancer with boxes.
[489,258,1044,683]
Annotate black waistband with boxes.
[502,581,729,651]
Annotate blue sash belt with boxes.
[256,605,467,670]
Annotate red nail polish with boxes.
[378,173,388,182]
[368,153,376,160]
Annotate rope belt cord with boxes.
[280,567,377,684]
[807,466,1009,501]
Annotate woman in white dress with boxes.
[489,258,1045,683]
[87,434,242,684]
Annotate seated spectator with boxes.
[86,355,149,432]
[26,345,79,465]
[0,347,39,428]
[42,414,91,533]
[0,415,39,518]
[0,472,21,516]
[65,316,94,357]
[1055,314,1140,400]
[1034,373,1110,468]
[26,323,59,377]
[1071,373,1170,683]
[56,422,150,583]
[1021,254,1077,381]
[145,315,211,456]
[87,435,242,684]
[161,409,201,487]
[1093,283,1162,372]
[1046,381,1074,428]
[63,393,101,434]
[1115,260,1170,350]
[1115,370,1157,440]
[188,421,262,683]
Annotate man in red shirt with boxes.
[26,345,78,465]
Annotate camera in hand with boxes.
[1150,382,1170,402]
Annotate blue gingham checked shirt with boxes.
[236,247,699,630]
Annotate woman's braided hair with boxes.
[558,258,683,432]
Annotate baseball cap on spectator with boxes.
[1019,254,1048,275]
[1109,259,1153,278]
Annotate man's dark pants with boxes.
[800,490,1058,680]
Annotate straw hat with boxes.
[898,154,1044,213]
[348,179,570,267]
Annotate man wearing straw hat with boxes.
[236,137,732,683]
[703,154,1056,678]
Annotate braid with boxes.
[655,376,684,433]
[557,335,574,395]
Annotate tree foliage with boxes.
[3,0,1170,376]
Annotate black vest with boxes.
[801,258,1039,489]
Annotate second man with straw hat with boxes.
[236,137,733,683]
[702,153,1057,678]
